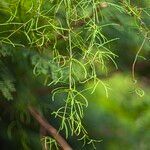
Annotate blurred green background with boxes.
[0,0,150,150]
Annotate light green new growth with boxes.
[0,0,149,149]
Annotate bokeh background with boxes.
[0,0,150,150]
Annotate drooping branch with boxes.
[28,106,73,150]
[45,2,108,48]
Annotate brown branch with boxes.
[40,126,48,150]
[28,106,73,150]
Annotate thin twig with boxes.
[132,33,148,83]
[28,106,73,150]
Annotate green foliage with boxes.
[0,0,150,149]
[84,74,150,150]
[0,60,15,100]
